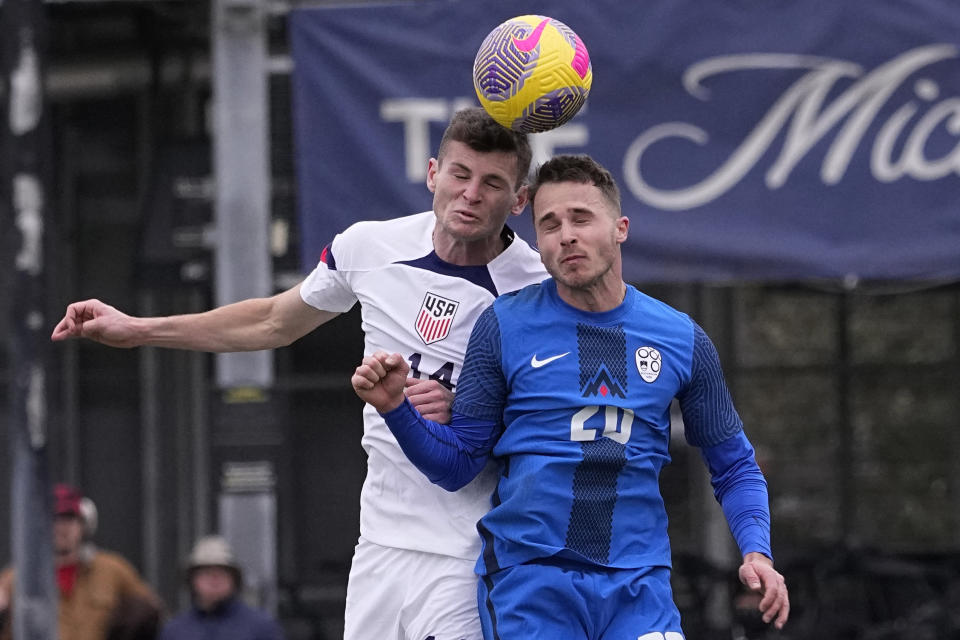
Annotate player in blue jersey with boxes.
[352,154,790,639]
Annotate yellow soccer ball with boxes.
[473,15,593,133]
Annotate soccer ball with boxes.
[473,15,593,133]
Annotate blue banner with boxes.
[290,0,960,282]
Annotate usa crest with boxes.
[416,292,460,345]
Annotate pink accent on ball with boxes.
[570,34,590,80]
[512,18,550,52]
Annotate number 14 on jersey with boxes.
[408,352,455,390]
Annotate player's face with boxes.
[427,141,528,245]
[533,181,628,292]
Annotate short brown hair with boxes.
[529,154,621,215]
[437,107,532,188]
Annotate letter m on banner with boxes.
[416,292,459,345]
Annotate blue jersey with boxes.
[453,279,747,574]
[381,278,771,577]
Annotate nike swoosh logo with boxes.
[513,18,550,52]
[570,33,591,80]
[530,352,570,368]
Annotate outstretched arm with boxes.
[51,283,338,352]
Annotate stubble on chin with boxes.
[550,260,610,292]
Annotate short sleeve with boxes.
[299,236,359,313]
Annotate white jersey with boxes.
[300,211,547,560]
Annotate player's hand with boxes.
[738,552,789,629]
[404,378,454,424]
[351,351,409,414]
[51,299,141,348]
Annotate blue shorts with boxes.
[477,560,685,640]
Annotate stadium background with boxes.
[1,1,959,638]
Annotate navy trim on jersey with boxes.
[398,252,500,298]
[395,226,518,298]
[481,574,502,640]
[479,460,505,574]
[320,243,336,270]
[478,524,500,574]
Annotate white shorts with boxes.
[343,537,482,640]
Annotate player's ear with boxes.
[510,184,529,216]
[426,158,440,193]
[615,216,630,244]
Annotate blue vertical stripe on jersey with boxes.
[565,438,627,563]
[564,322,630,563]
[481,573,502,640]
[479,456,509,575]
[576,324,628,394]
[479,469,504,574]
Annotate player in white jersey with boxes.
[51,107,548,640]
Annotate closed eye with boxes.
[575,215,592,225]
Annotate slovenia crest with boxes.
[635,346,662,383]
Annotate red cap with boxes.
[53,483,83,517]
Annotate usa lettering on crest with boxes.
[416,292,460,345]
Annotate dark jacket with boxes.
[158,597,284,640]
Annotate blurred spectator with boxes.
[159,535,284,640]
[0,483,163,640]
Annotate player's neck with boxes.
[556,274,627,313]
[433,230,506,266]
